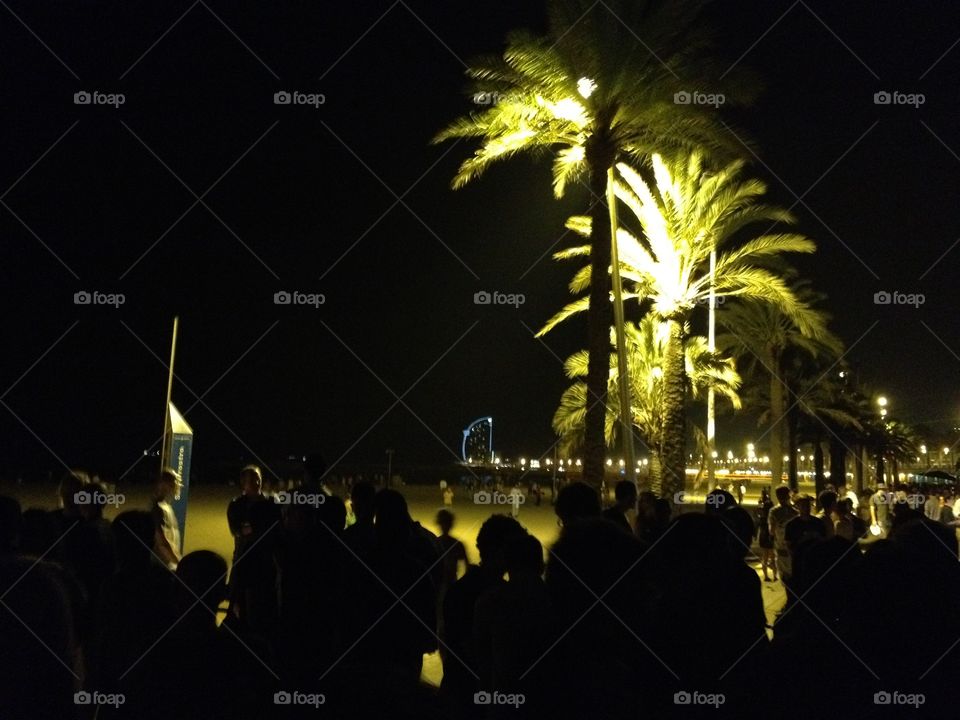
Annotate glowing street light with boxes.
[577,77,597,99]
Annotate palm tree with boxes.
[718,283,841,490]
[434,0,756,486]
[552,315,741,491]
[541,154,817,497]
[864,418,918,486]
[790,360,861,493]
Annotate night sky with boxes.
[2,1,960,481]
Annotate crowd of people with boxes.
[2,462,959,719]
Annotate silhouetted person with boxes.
[816,489,837,538]
[226,465,280,631]
[474,532,551,717]
[783,494,826,588]
[0,556,80,720]
[124,550,272,719]
[440,514,525,718]
[64,482,116,643]
[769,485,798,580]
[435,509,468,594]
[91,510,175,700]
[721,505,755,559]
[756,488,776,581]
[545,517,650,719]
[705,487,736,514]
[647,513,767,715]
[555,481,601,528]
[344,480,377,558]
[602,480,637,532]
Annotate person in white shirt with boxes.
[924,493,942,521]
[838,484,858,510]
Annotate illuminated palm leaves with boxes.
[540,153,819,333]
[552,316,742,453]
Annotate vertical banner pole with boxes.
[160,316,179,475]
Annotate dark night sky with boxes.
[2,1,960,481]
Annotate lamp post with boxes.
[875,396,888,485]
[706,247,717,486]
[608,167,636,487]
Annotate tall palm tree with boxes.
[718,283,841,490]
[541,154,817,497]
[434,0,756,486]
[790,360,861,493]
[552,315,741,490]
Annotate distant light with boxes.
[726,450,734,460]
[618,459,625,467]
[651,367,663,379]
[839,371,846,378]
[711,451,718,459]
[520,458,526,466]
[575,459,582,467]
[944,447,951,455]
[879,408,887,417]
[921,445,927,454]
[877,396,888,408]
[577,77,597,98]
[606,459,613,466]
[747,443,755,452]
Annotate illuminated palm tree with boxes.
[434,0,756,486]
[552,315,741,489]
[541,154,817,497]
[718,285,842,490]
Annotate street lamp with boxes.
[608,168,635,486]
[877,396,888,418]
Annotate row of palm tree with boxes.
[435,0,758,490]
[433,0,930,498]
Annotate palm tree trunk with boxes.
[768,348,785,487]
[813,439,825,494]
[876,454,885,486]
[829,439,846,489]
[648,452,661,495]
[582,152,615,488]
[659,318,687,499]
[855,445,865,491]
[787,407,799,491]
